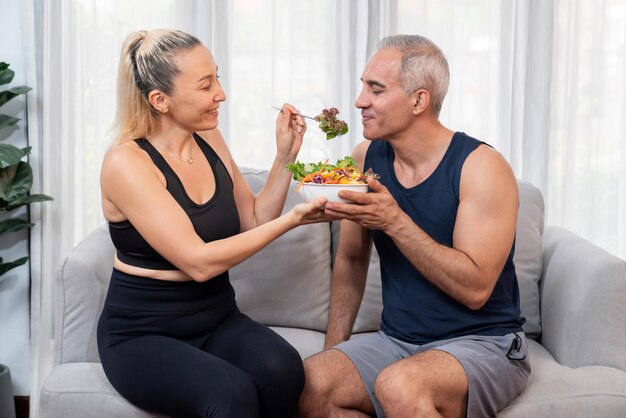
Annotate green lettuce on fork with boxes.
[315,107,349,140]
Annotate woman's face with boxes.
[164,45,225,132]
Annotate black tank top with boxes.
[108,133,241,270]
[366,133,524,344]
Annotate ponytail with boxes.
[112,29,201,144]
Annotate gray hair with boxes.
[377,35,450,115]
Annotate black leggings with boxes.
[97,269,304,418]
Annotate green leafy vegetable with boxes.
[286,156,357,181]
[315,107,349,140]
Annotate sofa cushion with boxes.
[230,168,333,331]
[270,327,326,360]
[514,180,545,338]
[39,363,164,418]
[498,340,626,417]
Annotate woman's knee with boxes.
[259,342,305,391]
[246,344,303,418]
[203,367,260,418]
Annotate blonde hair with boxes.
[113,29,201,144]
[377,35,450,116]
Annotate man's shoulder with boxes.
[453,131,486,148]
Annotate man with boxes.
[298,35,530,418]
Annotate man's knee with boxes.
[374,356,467,418]
[375,363,426,410]
[298,352,342,417]
[301,354,335,398]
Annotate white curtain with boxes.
[27,0,626,414]
[548,0,626,259]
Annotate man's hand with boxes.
[323,176,405,232]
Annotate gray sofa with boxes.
[38,167,626,417]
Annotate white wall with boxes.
[0,0,32,396]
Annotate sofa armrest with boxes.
[55,225,115,366]
[540,226,626,371]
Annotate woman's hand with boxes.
[288,196,332,226]
[275,103,307,161]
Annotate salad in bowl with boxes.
[286,156,379,203]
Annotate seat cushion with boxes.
[38,363,165,418]
[271,327,380,361]
[498,340,626,417]
[270,326,326,360]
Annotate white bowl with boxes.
[298,182,369,203]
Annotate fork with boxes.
[272,106,317,121]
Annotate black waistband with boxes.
[105,268,234,313]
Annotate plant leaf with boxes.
[0,165,17,198]
[10,193,53,206]
[0,162,32,201]
[0,256,29,277]
[0,218,33,236]
[0,114,20,129]
[0,144,29,168]
[0,194,54,214]
[0,64,15,86]
[0,86,32,107]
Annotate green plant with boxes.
[0,61,52,277]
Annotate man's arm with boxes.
[324,140,374,348]
[324,220,372,349]
[325,145,518,310]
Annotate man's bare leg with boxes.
[298,349,376,418]
[375,349,468,418]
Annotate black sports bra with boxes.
[108,133,241,270]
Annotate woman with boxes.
[97,29,328,418]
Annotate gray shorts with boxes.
[334,330,531,418]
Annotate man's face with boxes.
[355,49,415,140]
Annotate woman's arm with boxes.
[206,104,306,231]
[101,140,328,283]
